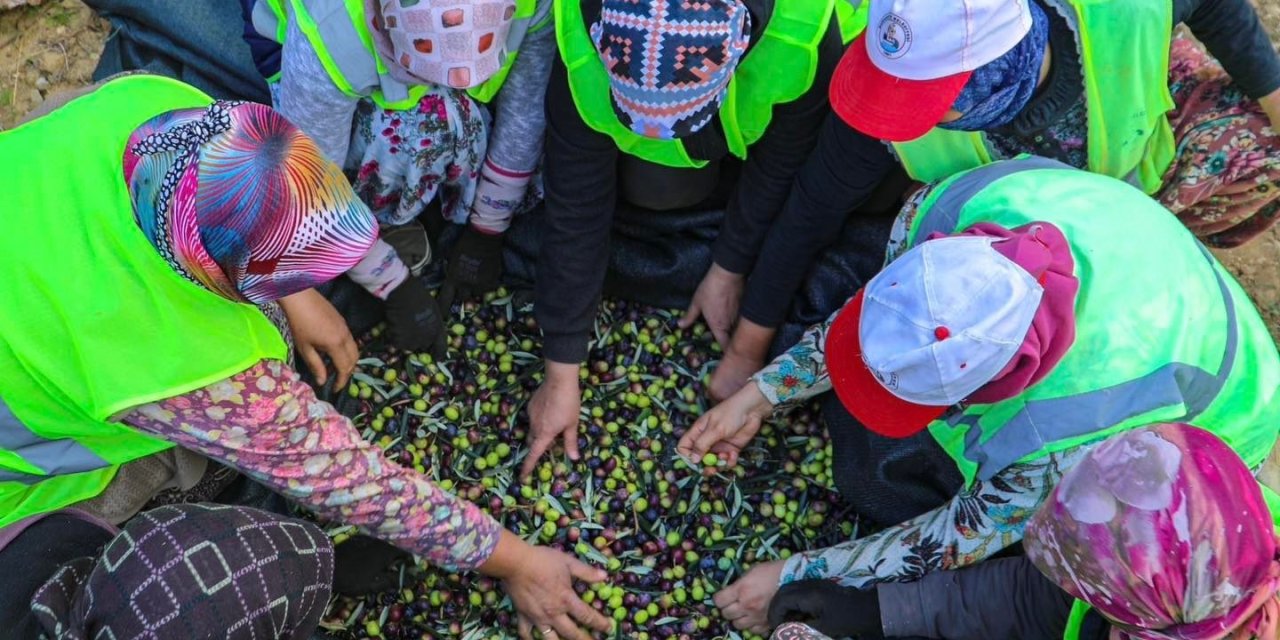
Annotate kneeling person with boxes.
[679,157,1280,633]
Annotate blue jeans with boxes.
[85,0,271,102]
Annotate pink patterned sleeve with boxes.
[122,360,502,571]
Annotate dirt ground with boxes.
[0,0,104,128]
[1,0,1279,339]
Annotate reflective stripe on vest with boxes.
[890,0,1176,194]
[259,0,537,108]
[253,0,288,44]
[909,157,1280,486]
[835,0,867,45]
[556,0,854,168]
[939,244,1235,480]
[0,396,109,485]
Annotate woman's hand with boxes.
[383,276,448,357]
[680,263,745,348]
[708,319,774,403]
[677,383,773,469]
[482,531,612,640]
[709,349,763,404]
[768,580,882,638]
[1261,88,1280,133]
[279,289,358,388]
[521,362,583,479]
[714,560,786,635]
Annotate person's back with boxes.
[898,157,1280,486]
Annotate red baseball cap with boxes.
[829,34,971,142]
[830,0,1033,142]
[826,290,950,438]
[826,233,1049,438]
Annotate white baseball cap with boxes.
[825,235,1043,437]
[829,0,1033,141]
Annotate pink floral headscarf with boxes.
[1025,424,1280,640]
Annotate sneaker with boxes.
[380,222,432,276]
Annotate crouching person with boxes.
[679,157,1280,634]
[0,74,609,640]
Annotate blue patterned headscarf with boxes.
[591,0,751,140]
[939,0,1049,132]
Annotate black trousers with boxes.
[0,514,115,637]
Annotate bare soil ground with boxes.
[1,0,1278,339]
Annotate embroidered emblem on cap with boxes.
[873,369,899,390]
[877,13,911,59]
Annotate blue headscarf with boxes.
[940,1,1050,132]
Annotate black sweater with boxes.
[738,0,1280,330]
[536,0,843,363]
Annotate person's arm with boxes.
[124,359,611,639]
[750,302,845,408]
[876,557,1075,640]
[780,445,1093,588]
[276,17,362,166]
[1176,0,1280,106]
[711,115,898,390]
[471,22,558,234]
[441,19,561,308]
[738,115,898,332]
[123,359,502,570]
[676,307,843,466]
[535,57,620,365]
[709,24,844,277]
[519,59,620,479]
[768,557,1072,640]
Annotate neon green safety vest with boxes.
[892,0,1176,194]
[903,157,1280,489]
[0,75,288,528]
[556,0,868,169]
[251,0,547,108]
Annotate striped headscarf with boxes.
[1025,424,1280,640]
[124,102,378,304]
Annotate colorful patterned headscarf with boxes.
[591,0,751,140]
[370,0,518,89]
[124,102,378,304]
[1025,424,1280,640]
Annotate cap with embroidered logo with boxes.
[825,234,1044,437]
[830,0,1032,141]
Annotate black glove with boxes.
[384,276,447,357]
[768,580,884,639]
[438,225,504,312]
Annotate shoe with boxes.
[380,222,432,276]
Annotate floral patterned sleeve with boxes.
[780,445,1092,588]
[751,306,843,407]
[122,360,502,571]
